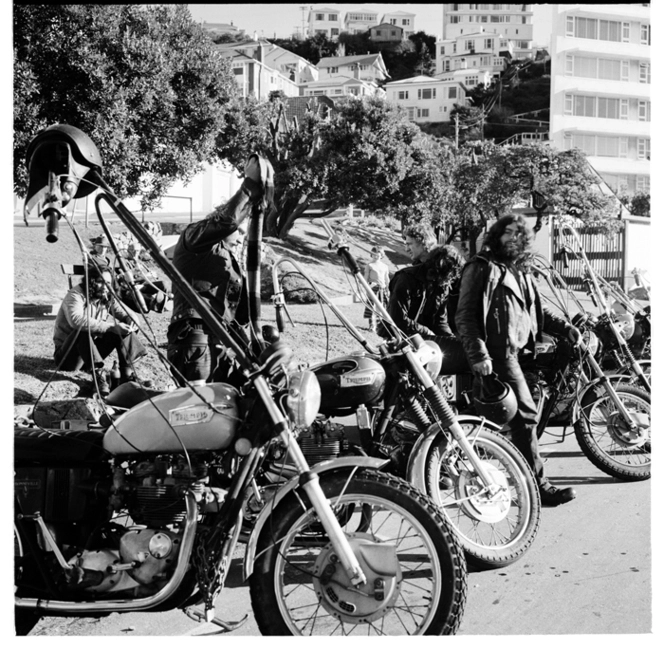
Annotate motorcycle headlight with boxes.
[583,330,599,357]
[613,313,635,340]
[285,370,321,428]
[416,340,443,380]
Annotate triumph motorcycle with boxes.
[444,233,651,482]
[14,125,468,636]
[269,219,541,570]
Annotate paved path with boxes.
[25,424,652,637]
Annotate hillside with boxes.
[13,215,409,405]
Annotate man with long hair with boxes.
[455,214,581,506]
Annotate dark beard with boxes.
[494,240,520,263]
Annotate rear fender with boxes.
[243,456,389,581]
[406,415,501,493]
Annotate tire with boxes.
[425,422,541,570]
[574,382,651,481]
[249,469,467,636]
[14,609,41,636]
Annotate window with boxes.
[328,14,338,21]
[407,107,415,121]
[391,30,397,36]
[417,108,430,118]
[448,87,457,99]
[484,38,494,49]
[334,88,342,94]
[233,67,244,76]
[315,13,324,21]
[638,100,651,122]
[398,90,409,100]
[466,76,478,86]
[465,40,474,50]
[402,19,410,26]
[636,176,650,193]
[569,17,625,42]
[637,138,650,160]
[622,22,630,42]
[640,24,650,45]
[390,18,397,25]
[331,28,339,36]
[328,66,338,73]
[565,94,628,120]
[376,30,382,36]
[620,98,629,120]
[418,88,436,99]
[443,60,451,72]
[453,43,457,53]
[639,63,651,84]
[450,16,460,23]
[440,45,445,55]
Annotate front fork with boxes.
[403,349,499,493]
[253,376,367,587]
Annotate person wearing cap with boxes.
[89,234,113,269]
[166,155,273,386]
[455,214,581,506]
[53,265,146,397]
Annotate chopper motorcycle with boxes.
[14,125,468,636]
[269,219,541,570]
[444,238,651,482]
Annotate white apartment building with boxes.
[343,8,380,34]
[307,7,342,40]
[317,53,389,83]
[436,68,493,90]
[385,76,467,123]
[380,10,416,38]
[443,4,534,59]
[549,4,650,196]
[436,30,513,78]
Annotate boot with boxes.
[94,369,111,398]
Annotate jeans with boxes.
[473,353,546,486]
[54,328,146,373]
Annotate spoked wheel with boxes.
[574,382,651,481]
[250,469,467,635]
[425,418,541,570]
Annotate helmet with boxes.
[474,373,518,425]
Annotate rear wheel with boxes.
[425,419,541,570]
[250,469,467,635]
[574,382,650,481]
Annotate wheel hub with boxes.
[312,534,401,624]
[455,461,511,523]
[606,411,650,447]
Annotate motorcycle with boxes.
[445,228,651,482]
[15,125,468,636]
[270,219,541,570]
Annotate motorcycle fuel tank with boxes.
[311,354,386,415]
[103,383,240,455]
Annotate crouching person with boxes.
[53,265,146,397]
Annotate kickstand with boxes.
[183,606,249,633]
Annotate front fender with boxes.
[406,415,501,494]
[243,456,389,582]
[571,376,629,423]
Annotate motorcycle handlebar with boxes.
[275,303,286,332]
[43,207,61,243]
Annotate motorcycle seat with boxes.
[14,425,108,464]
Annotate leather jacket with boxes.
[455,251,572,366]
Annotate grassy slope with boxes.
[13,216,408,405]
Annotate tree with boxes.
[619,192,650,217]
[215,95,451,237]
[14,4,237,209]
[441,142,619,255]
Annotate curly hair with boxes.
[402,222,437,253]
[424,244,466,289]
[483,214,534,269]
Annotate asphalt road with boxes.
[24,425,652,638]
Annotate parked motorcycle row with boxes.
[14,126,651,636]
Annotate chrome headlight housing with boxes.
[583,330,599,357]
[285,370,321,428]
[413,339,443,380]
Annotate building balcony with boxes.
[552,76,650,100]
[554,36,650,61]
[551,115,651,138]
[586,156,650,176]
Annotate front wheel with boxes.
[574,382,651,481]
[425,421,541,570]
[249,469,467,635]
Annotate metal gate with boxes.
[552,224,626,290]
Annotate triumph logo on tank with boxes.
[339,372,377,387]
[169,404,215,426]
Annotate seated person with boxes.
[53,265,147,397]
[384,243,469,375]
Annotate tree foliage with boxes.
[13,4,237,209]
[440,142,619,254]
[215,95,450,237]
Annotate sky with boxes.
[188,3,555,47]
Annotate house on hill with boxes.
[385,75,467,123]
[300,75,383,98]
[316,53,390,83]
[307,6,342,40]
[369,23,405,43]
[380,10,416,38]
[343,8,380,34]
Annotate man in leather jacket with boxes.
[455,214,581,507]
[166,156,273,386]
[385,243,470,375]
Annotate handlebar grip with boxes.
[44,208,60,243]
[275,304,286,332]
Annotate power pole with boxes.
[454,115,459,148]
[300,5,307,39]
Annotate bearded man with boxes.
[455,214,581,506]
